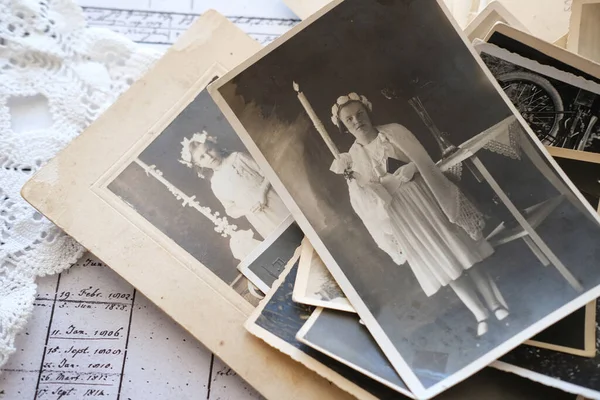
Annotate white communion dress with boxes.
[331,123,494,297]
[211,152,289,239]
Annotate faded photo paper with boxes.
[210,0,600,397]
[296,158,599,357]
[299,238,597,357]
[108,84,290,306]
[293,239,354,312]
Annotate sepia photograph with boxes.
[210,0,600,397]
[296,238,597,357]
[293,239,355,312]
[108,85,290,305]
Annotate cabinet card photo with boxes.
[209,0,600,398]
[107,84,291,306]
[21,12,352,399]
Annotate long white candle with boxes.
[293,81,340,159]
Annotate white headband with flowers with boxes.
[330,93,373,127]
[179,130,216,168]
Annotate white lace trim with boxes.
[0,0,160,368]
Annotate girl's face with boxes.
[191,142,223,169]
[338,101,374,139]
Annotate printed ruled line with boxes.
[3,368,121,376]
[35,297,131,306]
[206,353,215,400]
[49,337,121,341]
[116,289,136,400]
[41,382,114,387]
[34,274,62,400]
[81,6,299,23]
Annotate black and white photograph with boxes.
[481,23,600,162]
[497,298,600,399]
[525,300,596,357]
[245,254,412,400]
[107,84,291,306]
[293,239,355,313]
[237,216,304,292]
[554,157,600,212]
[296,307,410,394]
[210,0,600,397]
[475,41,600,155]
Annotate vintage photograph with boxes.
[297,307,408,394]
[238,216,304,292]
[295,239,597,357]
[293,239,355,312]
[554,157,600,212]
[497,299,600,399]
[297,314,575,400]
[475,41,600,155]
[484,23,600,162]
[211,0,600,396]
[108,86,290,305]
[245,254,412,400]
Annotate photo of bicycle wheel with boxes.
[477,42,600,157]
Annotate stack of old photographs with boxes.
[211,1,600,399]
[20,1,600,399]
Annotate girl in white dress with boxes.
[330,93,508,336]
[183,133,289,240]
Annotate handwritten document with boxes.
[80,0,298,47]
[1,255,263,400]
[0,1,297,399]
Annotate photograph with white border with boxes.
[293,239,354,312]
[107,80,291,306]
[237,215,303,293]
[244,251,413,400]
[209,0,600,397]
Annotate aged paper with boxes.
[22,11,350,400]
[210,0,600,397]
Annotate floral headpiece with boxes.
[330,93,372,127]
[179,130,216,172]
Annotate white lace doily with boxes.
[0,0,160,368]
